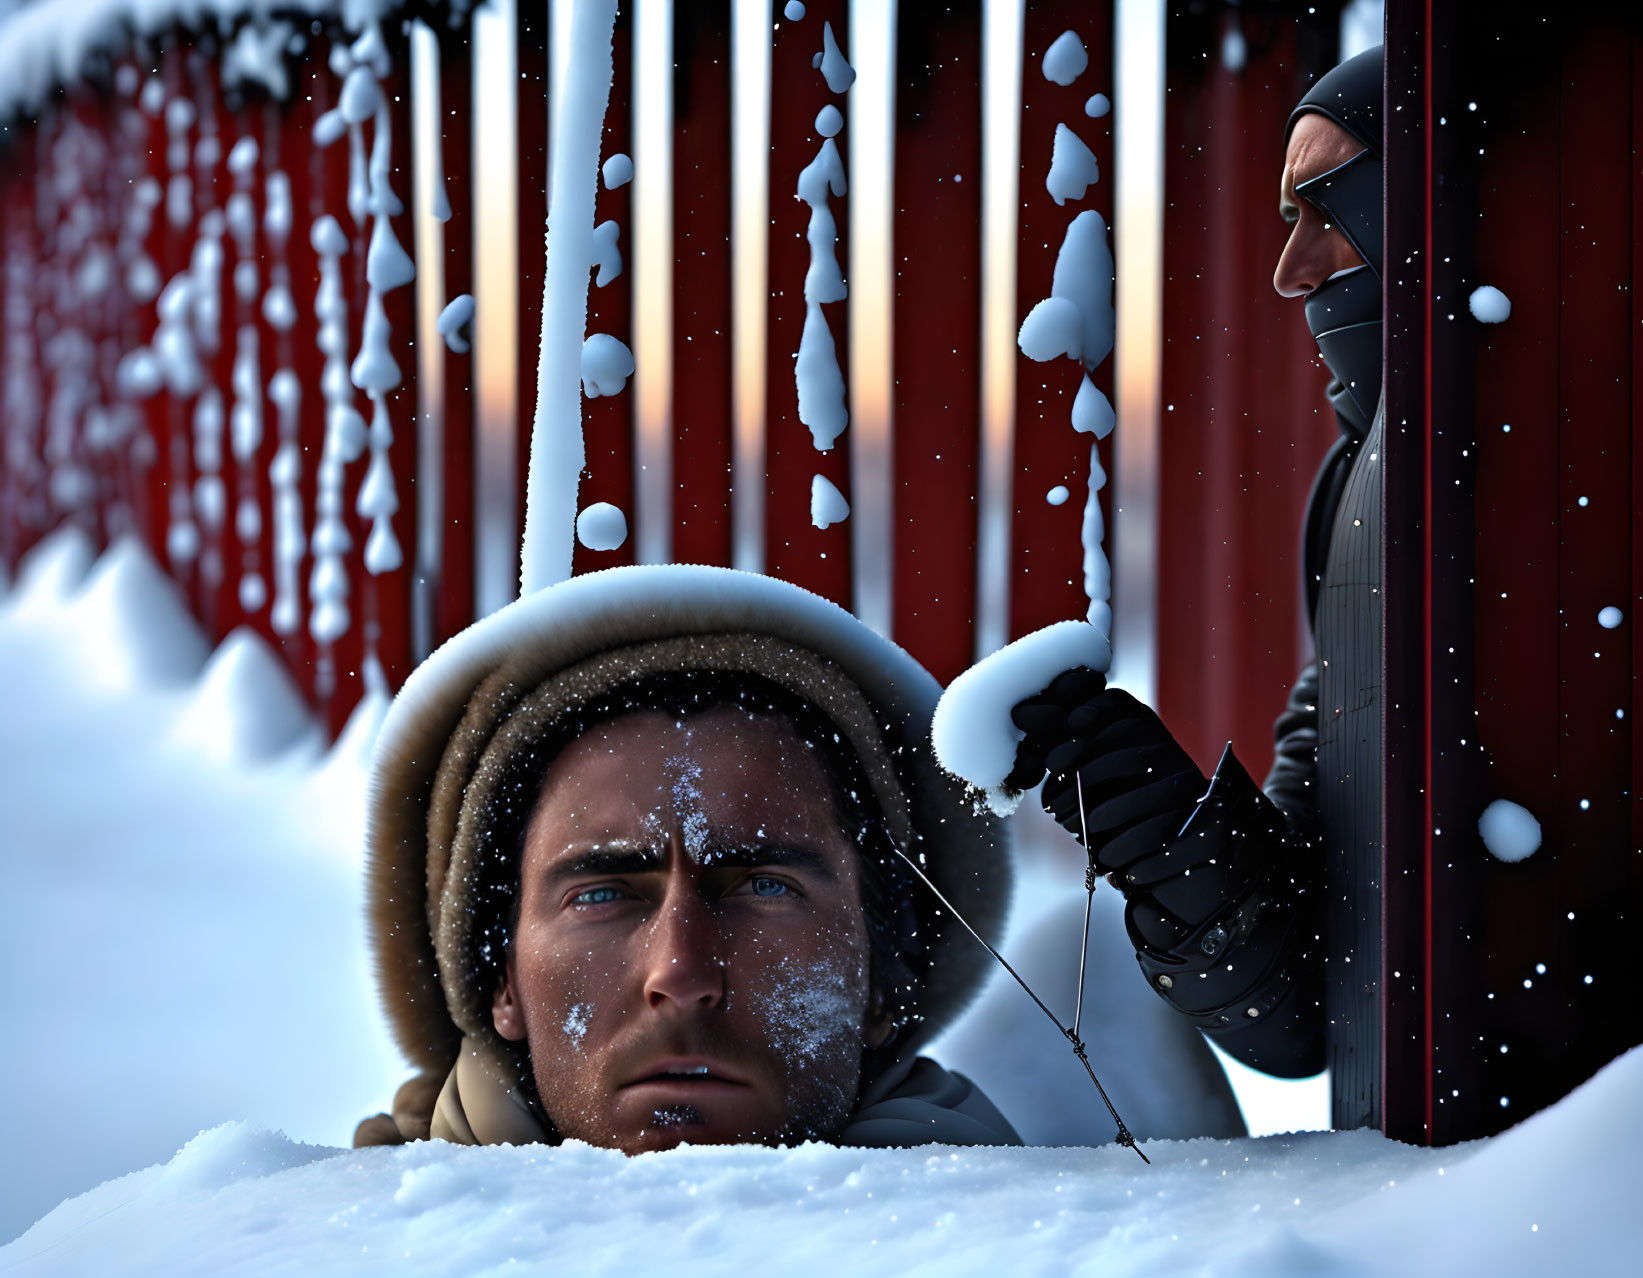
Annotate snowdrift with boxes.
[6,1046,1639,1277]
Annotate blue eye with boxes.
[572,886,626,906]
[748,876,789,897]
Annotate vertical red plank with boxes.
[435,32,477,646]
[889,1,982,684]
[1549,22,1634,1107]
[765,0,852,607]
[669,2,735,570]
[1156,14,1339,780]
[573,13,637,574]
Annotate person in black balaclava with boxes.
[1004,47,1387,1124]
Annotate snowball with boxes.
[811,474,850,529]
[815,104,843,138]
[592,219,623,287]
[1469,285,1511,324]
[1085,92,1111,118]
[437,293,475,354]
[1042,30,1088,85]
[365,216,415,293]
[601,152,633,189]
[796,303,848,450]
[581,333,635,398]
[818,21,855,94]
[1046,485,1070,506]
[1072,374,1115,438]
[1598,606,1623,629]
[1018,297,1083,363]
[933,620,1113,806]
[1047,123,1099,206]
[1479,799,1541,863]
[784,0,806,19]
[576,502,629,551]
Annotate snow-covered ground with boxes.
[6,1048,1640,1276]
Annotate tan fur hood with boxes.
[365,564,1012,1080]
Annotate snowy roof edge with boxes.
[0,0,399,120]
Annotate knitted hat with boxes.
[365,564,1012,1082]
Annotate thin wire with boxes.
[1071,769,1096,1041]
[890,843,1149,1163]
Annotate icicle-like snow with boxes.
[1046,123,1099,206]
[811,474,850,529]
[591,220,623,287]
[520,0,622,596]
[268,369,304,636]
[794,94,850,455]
[581,333,634,398]
[308,213,356,644]
[1081,440,1110,632]
[818,22,856,94]
[437,293,475,353]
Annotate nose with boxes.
[1273,221,1328,298]
[641,890,725,1016]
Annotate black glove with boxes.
[1009,674,1322,1069]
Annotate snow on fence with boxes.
[0,0,1328,766]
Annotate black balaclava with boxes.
[1285,45,1383,430]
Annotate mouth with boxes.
[621,1058,749,1093]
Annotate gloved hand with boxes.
[1009,671,1318,1061]
[1010,673,1209,881]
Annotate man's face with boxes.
[493,706,881,1153]
[1273,111,1369,298]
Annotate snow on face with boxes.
[1469,285,1512,323]
[1042,30,1088,85]
[507,709,872,1152]
[1478,799,1541,863]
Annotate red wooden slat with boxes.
[572,12,637,574]
[1156,14,1339,781]
[765,0,852,608]
[1007,1,1114,645]
[435,31,477,646]
[889,0,982,684]
[669,1,734,570]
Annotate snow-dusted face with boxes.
[493,707,881,1153]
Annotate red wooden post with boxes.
[888,1,983,685]
[669,2,735,570]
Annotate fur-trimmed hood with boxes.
[365,564,1012,1087]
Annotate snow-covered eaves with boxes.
[0,0,398,120]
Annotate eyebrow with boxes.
[545,840,838,886]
